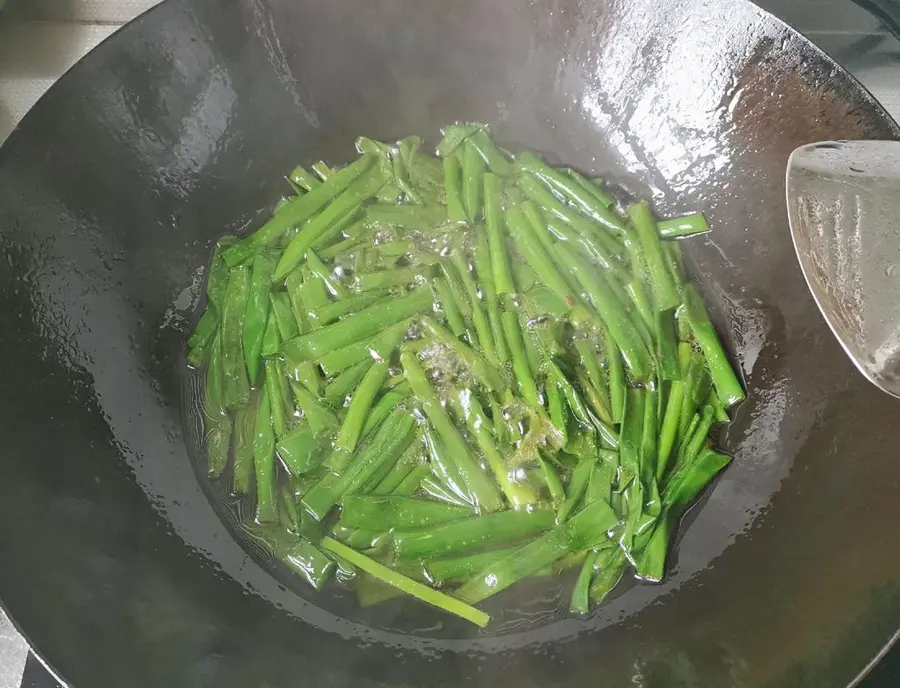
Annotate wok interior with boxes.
[0,0,897,686]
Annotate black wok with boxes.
[0,0,898,685]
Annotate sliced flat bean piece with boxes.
[629,201,681,312]
[206,235,238,309]
[518,152,624,233]
[276,422,326,476]
[451,388,537,507]
[260,309,281,358]
[339,495,472,531]
[462,139,486,222]
[436,122,484,157]
[420,316,506,392]
[365,203,447,230]
[423,430,470,506]
[324,358,373,408]
[334,361,390,452]
[556,243,652,380]
[289,165,320,191]
[224,155,376,267]
[290,380,339,437]
[469,129,515,176]
[571,550,602,614]
[271,291,300,341]
[401,350,503,513]
[432,275,467,337]
[484,173,515,295]
[284,289,429,361]
[253,381,277,523]
[456,500,618,603]
[315,318,412,377]
[426,547,520,585]
[474,223,508,362]
[361,385,411,440]
[394,463,433,497]
[450,251,497,364]
[312,161,333,180]
[321,537,490,627]
[682,284,745,408]
[302,410,416,520]
[517,174,624,257]
[232,397,257,494]
[501,297,540,406]
[356,264,436,292]
[563,167,616,208]
[506,204,578,306]
[443,151,467,222]
[393,509,555,562]
[306,248,349,298]
[204,333,233,478]
[311,290,387,327]
[187,308,219,368]
[221,265,251,407]
[588,548,627,605]
[273,166,388,282]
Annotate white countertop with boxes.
[0,0,162,142]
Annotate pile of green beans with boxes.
[187,125,741,628]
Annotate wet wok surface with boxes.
[0,0,898,685]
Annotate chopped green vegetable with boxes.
[339,495,472,531]
[321,537,489,627]
[190,126,742,625]
[394,509,555,562]
[456,500,618,603]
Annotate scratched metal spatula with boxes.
[787,140,900,398]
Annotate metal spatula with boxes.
[787,139,900,397]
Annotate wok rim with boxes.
[0,0,896,685]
